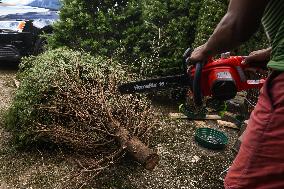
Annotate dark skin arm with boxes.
[243,47,271,65]
[189,0,270,63]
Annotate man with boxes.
[187,0,284,188]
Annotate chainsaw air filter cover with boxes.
[211,79,237,100]
[207,69,238,101]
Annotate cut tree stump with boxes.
[113,124,159,170]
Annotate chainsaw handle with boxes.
[193,62,203,107]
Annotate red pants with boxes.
[225,71,284,189]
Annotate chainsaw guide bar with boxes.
[118,74,191,94]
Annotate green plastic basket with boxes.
[195,128,228,150]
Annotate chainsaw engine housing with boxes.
[189,56,264,102]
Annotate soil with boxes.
[0,63,240,189]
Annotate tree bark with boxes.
[115,127,159,170]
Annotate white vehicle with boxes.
[0,0,61,61]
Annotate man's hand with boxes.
[186,44,211,64]
[242,47,271,71]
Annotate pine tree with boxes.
[49,0,141,57]
[49,0,203,75]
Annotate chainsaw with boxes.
[118,50,266,108]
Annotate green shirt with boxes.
[262,0,284,71]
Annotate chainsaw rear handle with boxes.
[193,62,204,107]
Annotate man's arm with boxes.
[243,47,272,63]
[189,0,270,62]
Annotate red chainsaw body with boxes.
[189,56,265,100]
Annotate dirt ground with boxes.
[0,62,240,189]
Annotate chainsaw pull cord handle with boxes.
[193,62,204,107]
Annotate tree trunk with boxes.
[115,127,159,170]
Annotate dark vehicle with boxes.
[0,0,61,61]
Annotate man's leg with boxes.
[224,71,284,189]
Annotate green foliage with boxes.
[192,0,269,55]
[139,0,202,75]
[49,0,268,76]
[48,0,202,75]
[193,0,228,47]
[49,0,141,57]
[5,48,103,146]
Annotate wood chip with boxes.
[217,120,239,129]
[194,121,207,128]
[169,113,221,120]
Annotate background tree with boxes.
[49,0,202,75]
[49,0,268,76]
[49,0,140,57]
[192,0,268,55]
[138,0,202,75]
